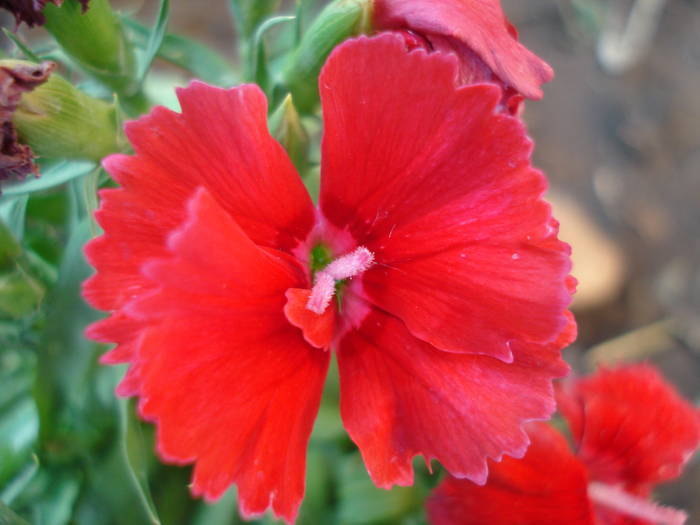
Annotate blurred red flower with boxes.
[373,0,554,113]
[83,34,573,523]
[427,364,700,525]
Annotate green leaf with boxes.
[0,502,31,525]
[191,489,240,525]
[1,30,40,63]
[118,399,161,524]
[33,219,104,457]
[0,270,44,318]
[296,445,337,524]
[0,349,39,492]
[229,0,282,40]
[138,0,170,85]
[15,469,81,525]
[337,454,423,524]
[0,196,28,242]
[0,457,39,506]
[2,161,96,197]
[124,19,237,86]
[250,15,296,91]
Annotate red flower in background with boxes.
[428,364,700,525]
[83,34,573,523]
[373,0,554,113]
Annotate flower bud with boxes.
[283,0,372,112]
[43,0,138,95]
[372,0,554,112]
[268,94,309,174]
[9,61,121,162]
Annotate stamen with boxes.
[588,482,687,525]
[307,246,374,314]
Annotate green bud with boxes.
[43,0,138,95]
[9,62,122,162]
[0,269,45,318]
[0,221,21,270]
[284,0,373,113]
[269,94,309,174]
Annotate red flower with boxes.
[427,364,700,525]
[373,0,554,113]
[83,34,573,523]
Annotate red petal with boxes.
[427,423,594,525]
[558,364,700,488]
[123,188,327,523]
[83,82,314,394]
[124,82,314,252]
[284,288,335,350]
[319,35,572,360]
[373,0,553,99]
[336,306,570,488]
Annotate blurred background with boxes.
[512,0,700,517]
[1,0,699,523]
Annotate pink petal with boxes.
[125,188,328,523]
[427,423,594,525]
[374,0,553,99]
[558,364,700,488]
[336,306,571,488]
[319,34,572,360]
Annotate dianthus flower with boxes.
[373,0,554,113]
[83,34,573,523]
[427,364,700,525]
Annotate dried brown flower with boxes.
[0,61,55,187]
[0,0,89,28]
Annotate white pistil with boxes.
[588,482,687,525]
[306,246,374,314]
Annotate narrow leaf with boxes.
[250,15,295,89]
[118,399,161,525]
[124,19,237,86]
[1,30,40,63]
[0,502,31,525]
[138,0,170,85]
[2,161,96,197]
[0,196,28,241]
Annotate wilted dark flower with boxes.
[0,60,54,187]
[0,0,89,27]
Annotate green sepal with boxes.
[10,67,122,162]
[269,94,310,173]
[283,0,372,113]
[43,0,139,95]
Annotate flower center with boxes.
[588,482,687,525]
[306,246,374,314]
